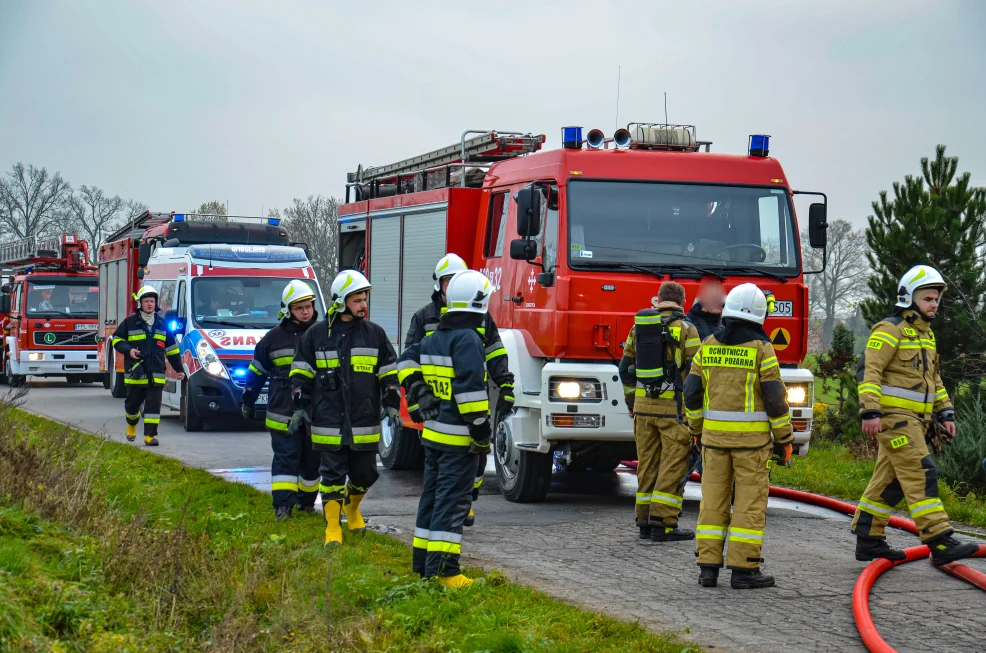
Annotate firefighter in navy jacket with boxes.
[111,286,185,446]
[289,270,399,547]
[242,280,320,521]
[405,253,514,526]
[398,270,494,589]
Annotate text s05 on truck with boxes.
[97,211,325,431]
[338,125,827,502]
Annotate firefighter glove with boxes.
[469,418,492,454]
[772,441,793,466]
[496,390,515,418]
[382,385,401,411]
[409,381,441,421]
[288,409,310,437]
[291,387,310,410]
[128,360,146,380]
[240,402,256,421]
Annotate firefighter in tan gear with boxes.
[851,265,978,565]
[685,283,792,589]
[619,281,701,541]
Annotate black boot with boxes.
[929,533,979,566]
[638,524,652,540]
[856,536,906,562]
[698,566,719,587]
[275,505,292,521]
[730,568,775,589]
[651,525,695,542]
[296,505,318,515]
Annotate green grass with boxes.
[0,407,694,652]
[773,440,986,529]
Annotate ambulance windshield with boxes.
[192,277,323,329]
[26,280,99,318]
[566,180,800,277]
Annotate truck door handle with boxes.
[503,295,522,304]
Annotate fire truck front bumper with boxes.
[11,350,101,377]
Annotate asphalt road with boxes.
[18,380,986,653]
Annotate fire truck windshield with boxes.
[566,180,800,277]
[191,277,323,329]
[26,280,98,318]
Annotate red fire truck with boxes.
[0,234,100,387]
[339,125,827,502]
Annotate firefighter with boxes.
[687,278,725,341]
[404,253,514,527]
[851,265,978,565]
[111,286,185,446]
[241,280,320,521]
[685,283,792,589]
[619,281,701,542]
[289,270,400,547]
[398,269,493,589]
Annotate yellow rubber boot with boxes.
[323,500,343,547]
[144,435,159,447]
[343,493,366,533]
[464,507,475,527]
[438,574,474,589]
[125,424,137,442]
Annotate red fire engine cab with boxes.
[0,234,100,387]
[339,125,828,502]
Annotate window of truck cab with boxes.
[565,180,798,276]
[190,277,324,329]
[25,279,99,317]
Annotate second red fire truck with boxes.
[339,124,828,502]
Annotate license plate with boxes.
[75,324,98,331]
[772,300,793,317]
[257,393,268,405]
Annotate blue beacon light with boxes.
[561,126,583,150]
[172,213,186,222]
[748,135,770,157]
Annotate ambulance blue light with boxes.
[268,218,280,226]
[173,214,185,222]
[748,135,770,157]
[169,320,180,331]
[233,367,247,377]
[561,126,583,150]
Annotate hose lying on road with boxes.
[679,471,986,653]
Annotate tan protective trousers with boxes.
[850,415,951,542]
[695,444,771,569]
[634,414,692,527]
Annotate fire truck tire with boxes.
[494,418,551,502]
[379,414,423,470]
[5,359,25,388]
[181,384,205,432]
[110,371,127,399]
[102,372,111,390]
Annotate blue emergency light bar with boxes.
[267,218,280,226]
[561,126,583,150]
[173,214,186,222]
[233,367,247,377]
[748,135,770,157]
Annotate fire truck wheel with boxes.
[180,384,205,432]
[110,371,127,399]
[379,414,424,470]
[5,360,25,388]
[101,372,111,390]
[493,417,551,503]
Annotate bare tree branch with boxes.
[279,196,339,286]
[0,162,72,239]
[63,185,124,262]
[802,219,870,346]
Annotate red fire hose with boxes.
[680,471,986,652]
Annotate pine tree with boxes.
[862,145,986,395]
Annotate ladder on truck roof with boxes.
[105,211,175,244]
[346,129,545,201]
[0,234,83,269]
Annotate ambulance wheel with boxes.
[102,372,111,390]
[110,371,127,399]
[494,417,551,503]
[379,414,423,470]
[181,384,204,432]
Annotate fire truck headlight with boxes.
[550,378,602,402]
[786,384,811,406]
[28,352,44,361]
[196,339,229,379]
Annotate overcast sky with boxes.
[1,0,983,226]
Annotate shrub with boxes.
[938,394,986,493]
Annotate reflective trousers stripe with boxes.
[651,491,683,508]
[696,525,725,540]
[728,527,764,544]
[909,498,945,518]
[636,492,651,505]
[858,498,893,517]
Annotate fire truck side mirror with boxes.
[138,243,152,267]
[514,185,543,238]
[808,203,827,249]
[0,295,9,314]
[509,239,539,262]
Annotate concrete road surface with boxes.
[18,380,986,653]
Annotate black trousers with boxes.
[413,446,475,578]
[124,384,163,436]
[318,446,379,502]
[271,425,321,508]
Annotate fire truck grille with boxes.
[33,330,97,346]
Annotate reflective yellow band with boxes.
[870,331,899,345]
[271,356,293,366]
[312,434,342,446]
[685,338,701,348]
[412,537,429,549]
[124,378,149,385]
[703,419,770,433]
[266,417,289,432]
[908,498,945,518]
[420,364,455,379]
[398,368,419,383]
[154,333,167,341]
[290,368,315,379]
[879,396,933,413]
[701,345,757,370]
[635,492,650,504]
[128,334,146,341]
[143,417,160,425]
[426,541,461,554]
[858,498,892,516]
[485,348,507,361]
[769,415,791,428]
[696,525,725,540]
[272,481,298,492]
[164,346,179,356]
[760,356,778,371]
[458,400,489,414]
[315,358,341,369]
[352,433,380,444]
[651,491,683,507]
[858,382,882,397]
[685,408,704,420]
[319,484,345,494]
[422,428,472,447]
[351,355,377,373]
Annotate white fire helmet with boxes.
[721,283,768,325]
[278,280,317,320]
[445,270,493,314]
[329,270,371,314]
[433,253,469,292]
[895,265,947,309]
[133,285,159,306]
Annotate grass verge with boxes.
[0,394,694,652]
[773,440,986,529]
